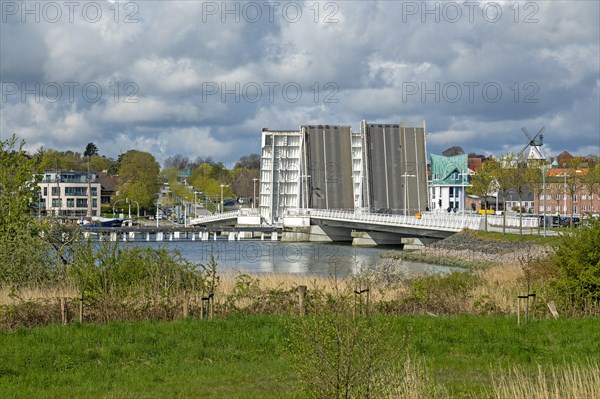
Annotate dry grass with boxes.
[490,362,600,399]
[0,284,78,304]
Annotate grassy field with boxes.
[1,315,599,398]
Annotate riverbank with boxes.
[383,230,555,269]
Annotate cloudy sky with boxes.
[1,0,599,166]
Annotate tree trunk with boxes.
[502,198,506,234]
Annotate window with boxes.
[539,205,544,212]
[43,187,47,196]
[91,187,97,196]
[573,194,578,202]
[546,205,551,212]
[52,199,61,208]
[92,199,97,207]
[67,198,75,208]
[76,199,87,208]
[581,205,586,212]
[65,187,87,196]
[573,206,577,213]
[582,194,587,200]
[450,172,459,180]
[449,187,455,197]
[51,187,59,196]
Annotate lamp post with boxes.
[113,199,126,218]
[401,173,416,216]
[300,175,310,209]
[252,178,259,209]
[220,184,229,213]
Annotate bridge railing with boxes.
[306,209,483,231]
[189,211,241,225]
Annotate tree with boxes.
[492,154,515,234]
[117,150,161,210]
[468,158,498,231]
[0,135,40,235]
[506,154,537,235]
[0,136,66,288]
[234,153,260,170]
[565,158,585,227]
[84,142,99,157]
[164,154,190,171]
[442,146,464,157]
[582,160,600,215]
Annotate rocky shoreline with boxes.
[384,231,553,267]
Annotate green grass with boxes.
[467,229,563,245]
[1,316,599,398]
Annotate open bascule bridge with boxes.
[185,121,538,247]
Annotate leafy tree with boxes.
[0,135,65,288]
[84,142,99,157]
[164,154,190,171]
[468,158,498,231]
[565,157,586,227]
[234,153,260,170]
[117,150,160,210]
[582,161,600,215]
[0,135,40,235]
[506,154,536,235]
[492,154,515,234]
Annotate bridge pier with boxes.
[352,231,404,247]
[282,225,352,243]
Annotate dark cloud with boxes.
[1,0,598,166]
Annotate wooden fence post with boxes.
[60,297,67,325]
[297,285,307,316]
[183,290,189,318]
[79,291,84,323]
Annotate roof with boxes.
[430,153,468,185]
[546,168,588,177]
[96,173,120,192]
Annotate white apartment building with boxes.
[38,170,102,218]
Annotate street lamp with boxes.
[113,199,126,218]
[220,184,229,213]
[252,178,259,209]
[401,173,416,216]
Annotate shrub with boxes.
[551,219,600,311]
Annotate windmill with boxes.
[519,126,545,160]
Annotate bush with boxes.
[551,219,600,311]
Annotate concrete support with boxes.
[83,232,90,239]
[128,232,135,241]
[351,231,403,247]
[146,233,150,241]
[282,225,352,243]
[174,231,180,240]
[191,232,196,241]
[228,232,235,241]
[156,232,164,241]
[271,231,278,241]
[261,232,265,241]
[110,232,118,242]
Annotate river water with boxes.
[123,239,458,276]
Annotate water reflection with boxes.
[122,240,460,276]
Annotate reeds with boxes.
[490,362,600,399]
